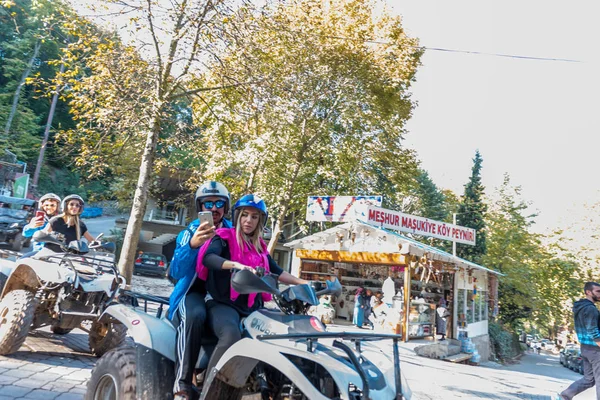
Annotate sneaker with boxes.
[555,392,569,400]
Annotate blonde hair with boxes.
[235,207,267,254]
[62,205,82,240]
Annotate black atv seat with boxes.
[256,309,323,334]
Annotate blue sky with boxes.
[387,0,600,234]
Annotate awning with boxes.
[285,221,502,276]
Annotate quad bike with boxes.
[85,270,411,400]
[0,231,127,356]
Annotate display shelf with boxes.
[407,301,435,338]
[301,271,335,276]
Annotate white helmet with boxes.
[62,194,84,213]
[195,181,230,213]
[39,193,61,205]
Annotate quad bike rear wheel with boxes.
[0,289,36,355]
[85,346,136,400]
[89,320,127,357]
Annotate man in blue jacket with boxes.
[558,282,600,400]
[169,181,232,400]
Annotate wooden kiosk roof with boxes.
[285,221,501,275]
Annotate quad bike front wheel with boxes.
[0,289,36,355]
[89,320,127,357]
[11,233,23,252]
[85,346,136,400]
[51,325,73,335]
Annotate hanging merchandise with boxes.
[382,277,395,304]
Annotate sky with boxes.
[385,0,600,235]
[70,0,600,237]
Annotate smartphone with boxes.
[35,210,45,220]
[198,211,214,228]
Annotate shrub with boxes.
[489,321,522,362]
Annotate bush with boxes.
[489,321,522,362]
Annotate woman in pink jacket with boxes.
[196,194,308,378]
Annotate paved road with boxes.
[0,268,594,400]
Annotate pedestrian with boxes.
[436,298,450,341]
[196,194,309,380]
[168,181,233,400]
[363,289,374,329]
[353,288,365,328]
[557,282,600,400]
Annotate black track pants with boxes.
[205,302,242,377]
[172,284,207,394]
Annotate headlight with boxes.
[9,223,19,228]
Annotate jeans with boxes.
[205,301,243,378]
[561,345,600,399]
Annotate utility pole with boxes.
[452,212,457,257]
[33,62,65,188]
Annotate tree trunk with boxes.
[33,62,64,188]
[3,40,41,136]
[117,113,162,284]
[267,121,307,255]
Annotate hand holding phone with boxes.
[189,212,215,249]
[33,211,45,227]
[198,211,214,228]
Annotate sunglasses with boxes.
[202,200,226,210]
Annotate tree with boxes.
[57,0,253,283]
[482,174,584,333]
[457,150,487,263]
[191,0,422,252]
[412,170,448,221]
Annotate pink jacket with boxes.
[196,227,272,307]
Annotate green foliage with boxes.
[193,0,422,249]
[483,174,585,335]
[457,150,487,263]
[35,166,111,200]
[413,170,448,221]
[489,321,522,362]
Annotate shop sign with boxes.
[12,173,29,198]
[306,195,382,222]
[360,205,476,246]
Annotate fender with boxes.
[1,264,42,298]
[203,338,330,400]
[99,304,176,361]
[1,259,77,299]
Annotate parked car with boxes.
[541,339,555,351]
[560,345,579,366]
[0,195,35,251]
[133,252,168,277]
[567,348,583,374]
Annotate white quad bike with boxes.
[86,269,411,400]
[0,231,127,356]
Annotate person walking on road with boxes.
[557,282,600,400]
